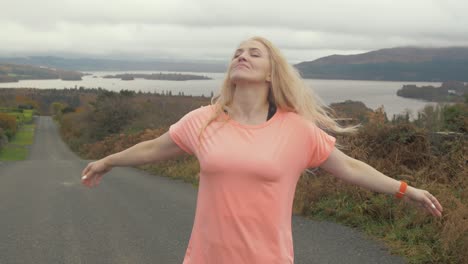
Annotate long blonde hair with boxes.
[198,36,359,146]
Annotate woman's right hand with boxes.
[81,158,113,188]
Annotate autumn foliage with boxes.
[0,112,17,139]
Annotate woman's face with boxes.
[229,40,271,85]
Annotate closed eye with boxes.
[233,54,260,58]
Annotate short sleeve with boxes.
[169,106,208,155]
[306,122,336,168]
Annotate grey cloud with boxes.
[1,0,468,62]
[5,0,467,35]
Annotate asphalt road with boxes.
[0,116,406,264]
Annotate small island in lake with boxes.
[102,72,212,81]
[397,81,468,102]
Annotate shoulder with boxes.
[185,104,213,115]
[282,110,302,121]
[181,104,216,121]
[281,111,328,137]
[282,110,314,128]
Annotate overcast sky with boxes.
[1,0,467,63]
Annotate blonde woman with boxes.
[81,36,443,264]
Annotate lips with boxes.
[235,64,249,69]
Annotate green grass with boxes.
[11,124,35,145]
[305,193,446,264]
[5,110,34,124]
[0,124,35,161]
[0,145,28,160]
[23,110,34,122]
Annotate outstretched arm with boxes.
[319,147,443,217]
[81,131,186,188]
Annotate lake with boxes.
[0,70,442,119]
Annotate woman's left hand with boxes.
[404,187,443,217]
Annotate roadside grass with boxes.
[303,191,443,263]
[6,110,34,124]
[0,108,34,123]
[292,161,466,264]
[0,123,35,161]
[11,124,35,145]
[0,145,28,160]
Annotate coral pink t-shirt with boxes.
[169,104,336,264]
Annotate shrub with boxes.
[0,113,17,139]
[0,127,8,149]
[442,103,468,132]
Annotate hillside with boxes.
[102,73,211,81]
[0,64,84,83]
[294,47,468,81]
[0,56,227,73]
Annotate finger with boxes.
[82,172,93,182]
[81,168,87,178]
[81,174,94,187]
[95,175,103,185]
[423,197,441,217]
[81,178,90,187]
[423,203,435,216]
[81,177,91,187]
[82,164,91,177]
[426,202,441,217]
[92,174,103,187]
[88,175,95,187]
[428,194,443,212]
[81,174,88,183]
[423,197,434,211]
[91,175,99,187]
[435,200,443,213]
[425,192,443,214]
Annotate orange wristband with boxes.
[395,181,408,199]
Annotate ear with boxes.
[266,74,271,82]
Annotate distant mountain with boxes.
[294,47,468,81]
[0,64,84,83]
[0,56,227,73]
[102,73,211,81]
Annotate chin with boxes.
[230,74,246,83]
[230,73,258,84]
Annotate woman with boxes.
[81,36,443,264]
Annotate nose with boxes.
[237,55,247,63]
[237,51,248,62]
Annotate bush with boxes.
[442,103,467,132]
[0,127,8,149]
[0,113,17,140]
[87,92,140,140]
[294,120,467,263]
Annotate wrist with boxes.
[405,185,416,199]
[102,156,114,168]
[394,180,408,199]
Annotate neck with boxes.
[228,82,270,118]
